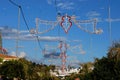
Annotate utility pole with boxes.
[16,7,20,57]
[108,0,112,44]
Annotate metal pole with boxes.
[36,18,39,34]
[108,0,112,44]
[16,7,20,57]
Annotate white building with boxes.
[50,66,80,77]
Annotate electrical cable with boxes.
[55,0,62,43]
[55,0,59,15]
[9,0,43,51]
[20,7,43,50]
[55,0,57,13]
[36,36,43,50]
[19,7,30,31]
[9,0,20,7]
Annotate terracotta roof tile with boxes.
[0,54,18,59]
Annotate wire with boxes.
[20,7,30,31]
[9,0,43,51]
[20,7,43,50]
[9,0,20,7]
[55,0,63,43]
[55,0,58,15]
[36,36,43,50]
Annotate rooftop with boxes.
[0,54,18,59]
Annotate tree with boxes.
[107,41,120,61]
[18,58,39,80]
[80,62,94,74]
[65,41,120,80]
[92,57,116,80]
[0,60,25,79]
[0,58,3,63]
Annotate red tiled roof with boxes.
[0,54,18,59]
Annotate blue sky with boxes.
[0,0,120,66]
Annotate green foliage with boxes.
[0,58,3,63]
[0,60,25,79]
[65,73,81,80]
[80,62,94,74]
[107,41,120,61]
[66,41,120,80]
[93,57,116,80]
[18,58,58,80]
[0,58,60,80]
[91,41,120,80]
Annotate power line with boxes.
[55,0,62,42]
[20,7,30,31]
[9,0,20,56]
[9,0,20,7]
[55,0,58,15]
[20,7,43,51]
[36,36,43,50]
[9,0,43,51]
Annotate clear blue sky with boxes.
[0,0,120,66]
